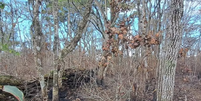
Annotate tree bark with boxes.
[52,0,59,100]
[32,0,48,101]
[157,0,183,101]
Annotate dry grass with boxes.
[1,49,201,101]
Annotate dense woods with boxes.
[0,0,201,101]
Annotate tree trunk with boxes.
[52,0,59,100]
[32,0,48,101]
[157,0,183,101]
[52,0,93,100]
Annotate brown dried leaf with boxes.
[155,31,162,39]
[134,35,142,42]
[149,38,156,45]
[102,45,109,51]
[118,34,124,40]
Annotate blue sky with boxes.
[1,0,201,51]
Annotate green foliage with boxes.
[0,44,20,55]
[0,2,5,9]
[2,85,24,101]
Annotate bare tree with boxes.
[52,0,59,100]
[51,0,93,100]
[32,0,48,100]
[92,0,137,86]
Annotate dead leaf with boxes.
[118,34,124,40]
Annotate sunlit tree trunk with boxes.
[52,0,59,100]
[157,0,183,101]
[32,0,48,100]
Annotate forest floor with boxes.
[1,58,201,101]
[173,70,201,101]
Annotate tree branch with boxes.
[59,0,93,60]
